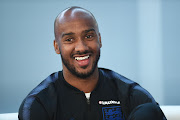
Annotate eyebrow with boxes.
[62,32,75,38]
[84,28,95,33]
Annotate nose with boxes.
[75,39,88,52]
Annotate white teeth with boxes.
[75,55,89,61]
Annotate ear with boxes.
[99,33,102,48]
[54,40,60,54]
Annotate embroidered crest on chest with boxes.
[102,106,125,120]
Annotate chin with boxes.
[74,66,96,79]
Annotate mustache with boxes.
[72,50,92,56]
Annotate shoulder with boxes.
[128,84,156,111]
[99,68,138,101]
[99,68,155,108]
[27,71,60,100]
[18,71,61,119]
[99,68,136,91]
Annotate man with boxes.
[19,6,166,120]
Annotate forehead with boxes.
[55,9,98,38]
[59,18,96,34]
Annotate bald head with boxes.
[54,6,99,40]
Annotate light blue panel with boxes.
[0,2,61,113]
[97,1,139,81]
[162,1,180,105]
[137,0,164,104]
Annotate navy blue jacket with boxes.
[18,68,163,120]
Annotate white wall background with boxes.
[0,0,180,113]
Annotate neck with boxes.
[63,67,99,93]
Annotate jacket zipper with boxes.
[87,98,91,111]
[87,98,90,104]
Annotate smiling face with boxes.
[54,7,102,78]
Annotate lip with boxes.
[73,54,91,67]
[73,53,91,58]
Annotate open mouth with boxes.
[75,55,90,61]
[74,55,90,67]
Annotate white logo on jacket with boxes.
[99,100,120,105]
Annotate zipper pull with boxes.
[87,98,90,104]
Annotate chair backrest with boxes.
[0,113,18,120]
[160,106,180,120]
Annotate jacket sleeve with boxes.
[128,85,167,120]
[129,85,156,112]
[18,96,50,120]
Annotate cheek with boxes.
[90,42,101,51]
[60,45,74,56]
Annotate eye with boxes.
[85,35,93,39]
[65,38,73,42]
[86,35,92,38]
